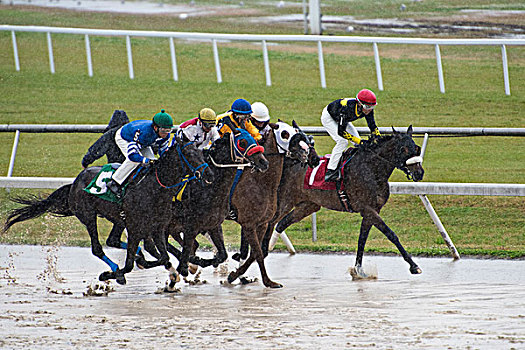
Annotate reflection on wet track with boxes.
[1,245,524,349]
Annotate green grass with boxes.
[0,5,524,258]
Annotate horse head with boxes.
[171,133,216,184]
[209,129,269,172]
[292,120,320,168]
[391,125,425,182]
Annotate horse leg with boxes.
[228,226,282,288]
[275,201,321,234]
[362,208,422,275]
[207,226,227,268]
[232,233,249,262]
[76,214,119,274]
[177,230,198,277]
[106,224,125,248]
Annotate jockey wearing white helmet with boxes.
[250,102,272,137]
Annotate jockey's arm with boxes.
[244,120,262,141]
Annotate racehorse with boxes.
[233,120,320,262]
[165,129,269,277]
[3,135,213,285]
[272,126,425,277]
[225,121,313,288]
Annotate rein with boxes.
[155,141,209,189]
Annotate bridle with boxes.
[208,132,261,169]
[361,138,423,181]
[155,141,210,189]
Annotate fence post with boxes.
[373,42,383,91]
[501,44,510,96]
[85,34,93,77]
[47,32,55,74]
[262,40,272,86]
[435,44,445,93]
[11,30,20,71]
[317,41,326,88]
[212,39,222,83]
[126,35,134,79]
[7,130,20,177]
[169,37,178,82]
[417,133,460,260]
[312,212,317,242]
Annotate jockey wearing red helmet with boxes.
[321,88,382,182]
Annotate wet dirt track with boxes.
[1,244,524,349]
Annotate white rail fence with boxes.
[2,25,525,95]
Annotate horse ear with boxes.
[407,125,413,136]
[392,126,398,134]
[292,120,301,132]
[269,122,279,130]
[278,118,283,122]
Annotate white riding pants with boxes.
[321,106,360,171]
[112,127,156,185]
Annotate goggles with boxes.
[360,102,376,110]
[158,127,172,133]
[201,120,216,129]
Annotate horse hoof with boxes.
[349,266,377,280]
[410,266,422,274]
[239,276,258,285]
[188,263,198,275]
[227,273,236,284]
[116,275,127,285]
[231,253,241,262]
[99,271,113,281]
[267,281,283,289]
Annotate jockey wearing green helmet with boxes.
[106,108,173,198]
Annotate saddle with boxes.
[83,163,147,203]
[303,148,357,212]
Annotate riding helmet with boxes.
[356,89,377,105]
[152,109,174,128]
[251,102,271,122]
[230,99,253,114]
[199,108,217,125]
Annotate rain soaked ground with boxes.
[1,244,524,349]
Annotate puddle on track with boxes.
[1,244,524,349]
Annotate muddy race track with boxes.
[1,244,524,349]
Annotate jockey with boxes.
[217,98,262,142]
[82,110,129,168]
[106,109,173,197]
[321,88,382,182]
[177,108,220,150]
[250,102,272,138]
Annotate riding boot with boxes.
[106,179,123,200]
[324,168,340,182]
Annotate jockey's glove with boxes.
[372,128,381,137]
[342,131,362,145]
[142,159,155,168]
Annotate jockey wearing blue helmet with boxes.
[217,98,262,142]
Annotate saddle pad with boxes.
[83,164,122,203]
[304,156,336,191]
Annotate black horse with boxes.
[272,126,425,277]
[3,135,213,285]
[166,129,269,278]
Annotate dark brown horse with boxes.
[233,121,320,262]
[4,136,213,285]
[165,129,269,278]
[226,121,313,288]
[273,126,425,277]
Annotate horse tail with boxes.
[3,184,73,233]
